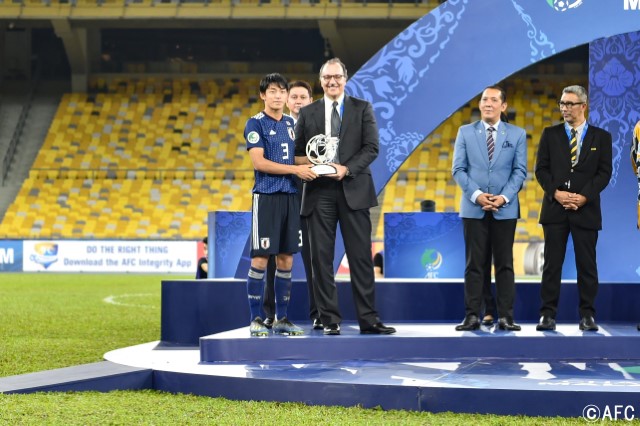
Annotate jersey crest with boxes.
[260,238,270,249]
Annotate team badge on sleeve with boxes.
[260,238,270,249]
[288,128,295,140]
[247,131,260,144]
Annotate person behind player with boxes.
[244,73,317,336]
[195,236,208,279]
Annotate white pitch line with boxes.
[103,293,158,309]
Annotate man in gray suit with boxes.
[294,58,395,336]
[452,86,528,331]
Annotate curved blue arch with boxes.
[348,0,640,190]
[344,0,640,281]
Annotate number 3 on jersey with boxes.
[281,143,289,160]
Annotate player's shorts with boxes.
[250,192,302,258]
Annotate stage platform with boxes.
[200,322,640,363]
[102,321,640,417]
[161,279,640,345]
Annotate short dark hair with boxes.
[259,73,289,94]
[484,85,507,103]
[288,80,312,97]
[319,58,348,80]
[202,236,208,244]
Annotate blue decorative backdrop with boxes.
[348,0,640,193]
[345,0,640,282]
[589,33,640,282]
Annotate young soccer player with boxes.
[244,73,317,336]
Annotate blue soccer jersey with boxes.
[245,112,297,194]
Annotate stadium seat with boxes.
[0,76,572,241]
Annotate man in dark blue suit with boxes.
[294,58,395,336]
[452,86,528,331]
[535,85,612,332]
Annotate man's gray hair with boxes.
[562,85,588,104]
[319,58,348,80]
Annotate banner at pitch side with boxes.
[23,240,196,273]
[0,240,23,272]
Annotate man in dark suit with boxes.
[294,58,395,336]
[535,85,612,332]
[452,86,528,332]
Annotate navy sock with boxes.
[274,268,292,320]
[247,266,265,321]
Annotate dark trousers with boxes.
[540,221,599,318]
[463,214,517,318]
[263,216,317,320]
[482,251,497,317]
[306,180,378,329]
[478,226,497,317]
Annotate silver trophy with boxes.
[306,134,339,175]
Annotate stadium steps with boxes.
[0,361,152,394]
[0,94,25,157]
[4,95,61,182]
[0,96,25,221]
[0,84,65,221]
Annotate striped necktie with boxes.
[569,128,578,165]
[487,126,495,161]
[331,101,341,137]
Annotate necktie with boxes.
[486,126,495,161]
[569,128,578,165]
[331,101,341,138]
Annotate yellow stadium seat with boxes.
[0,76,569,240]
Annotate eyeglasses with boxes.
[557,101,585,109]
[321,74,345,82]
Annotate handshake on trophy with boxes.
[306,134,339,175]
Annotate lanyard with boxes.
[564,123,588,144]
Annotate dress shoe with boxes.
[455,315,480,331]
[481,315,494,327]
[263,317,274,329]
[312,318,324,330]
[579,316,599,331]
[360,322,396,335]
[497,317,521,331]
[536,315,556,331]
[323,323,340,335]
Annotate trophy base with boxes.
[311,164,337,175]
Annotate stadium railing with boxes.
[0,0,439,20]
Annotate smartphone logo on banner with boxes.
[421,248,443,279]
[546,0,583,12]
[30,242,59,269]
